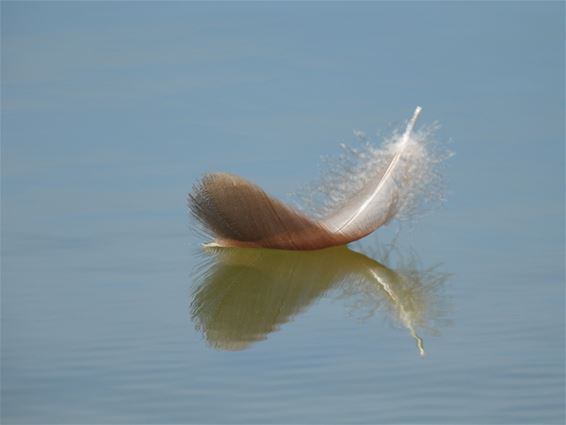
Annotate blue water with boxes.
[2,2,564,424]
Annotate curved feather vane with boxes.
[189,173,341,249]
[189,107,440,250]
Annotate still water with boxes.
[2,202,564,424]
[2,2,564,424]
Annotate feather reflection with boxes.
[190,245,448,354]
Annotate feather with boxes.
[189,106,442,250]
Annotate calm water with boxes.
[2,2,564,424]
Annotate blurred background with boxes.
[2,2,564,424]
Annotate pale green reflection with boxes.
[191,245,448,354]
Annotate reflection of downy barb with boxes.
[342,244,449,356]
[190,245,449,354]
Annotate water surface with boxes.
[2,2,564,424]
